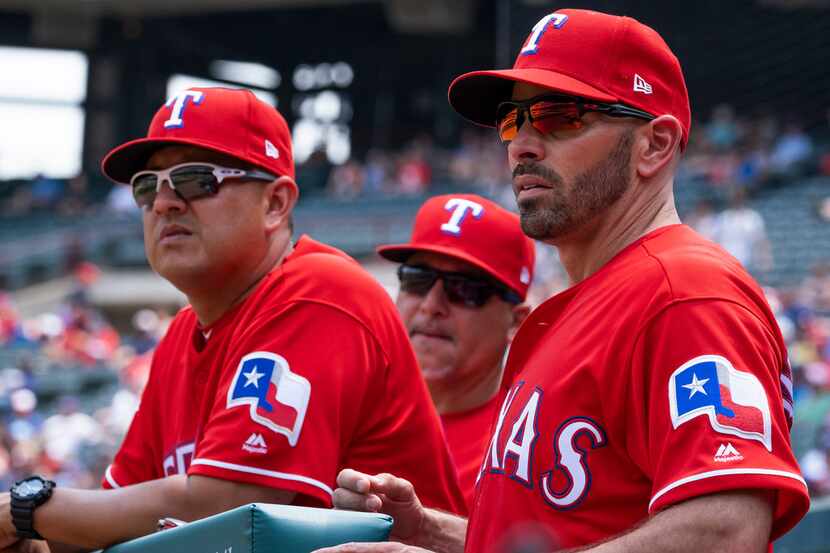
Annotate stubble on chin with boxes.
[513,129,633,241]
[517,192,571,240]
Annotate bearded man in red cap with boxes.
[0,87,465,552]
[377,194,535,510]
[322,8,808,553]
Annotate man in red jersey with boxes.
[377,194,535,509]
[0,87,464,552]
[320,8,809,553]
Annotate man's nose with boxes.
[418,279,450,316]
[151,178,186,214]
[507,116,546,163]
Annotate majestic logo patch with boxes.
[227,352,310,446]
[242,432,268,454]
[669,355,772,451]
[714,442,743,463]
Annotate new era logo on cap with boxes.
[633,74,653,94]
[265,139,279,159]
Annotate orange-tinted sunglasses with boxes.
[496,94,655,143]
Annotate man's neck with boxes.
[555,186,680,285]
[187,239,294,327]
[427,362,504,416]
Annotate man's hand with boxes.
[0,539,51,553]
[332,469,466,553]
[315,543,434,553]
[332,470,425,542]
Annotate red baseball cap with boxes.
[377,194,536,300]
[101,87,294,184]
[448,9,691,148]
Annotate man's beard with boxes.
[513,129,634,241]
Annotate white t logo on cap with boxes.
[441,198,484,236]
[520,13,569,55]
[164,90,205,129]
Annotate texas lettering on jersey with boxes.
[482,381,608,509]
[163,442,195,477]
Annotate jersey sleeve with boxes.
[628,299,809,539]
[188,301,386,506]
[101,373,162,489]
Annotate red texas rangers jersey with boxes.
[103,236,465,515]
[466,225,808,552]
[441,390,505,510]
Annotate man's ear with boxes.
[508,303,532,340]
[635,115,684,179]
[263,176,299,233]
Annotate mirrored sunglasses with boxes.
[496,94,655,143]
[130,162,277,209]
[397,264,521,308]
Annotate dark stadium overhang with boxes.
[0,0,373,17]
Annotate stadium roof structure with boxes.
[0,0,370,17]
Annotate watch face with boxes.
[16,479,44,498]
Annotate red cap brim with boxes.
[377,243,523,298]
[448,68,617,128]
[101,136,269,185]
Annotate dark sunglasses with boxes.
[397,264,521,308]
[130,162,277,209]
[495,94,655,143]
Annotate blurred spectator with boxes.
[799,262,830,315]
[733,133,771,188]
[295,148,333,197]
[0,293,21,345]
[29,173,64,210]
[710,188,773,274]
[705,104,741,151]
[106,182,138,214]
[40,396,101,467]
[364,149,392,195]
[327,159,366,200]
[686,199,718,241]
[57,173,90,216]
[395,137,434,195]
[770,122,814,177]
[48,301,120,367]
[5,389,42,444]
[818,197,830,222]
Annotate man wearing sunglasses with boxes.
[376,194,535,509]
[0,87,466,552]
[324,8,808,553]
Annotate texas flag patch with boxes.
[226,352,311,446]
[668,355,772,451]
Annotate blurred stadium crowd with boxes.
[2,99,830,498]
[2,103,829,216]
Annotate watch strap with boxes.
[11,505,43,540]
[9,478,55,540]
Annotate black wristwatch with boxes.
[9,476,56,540]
